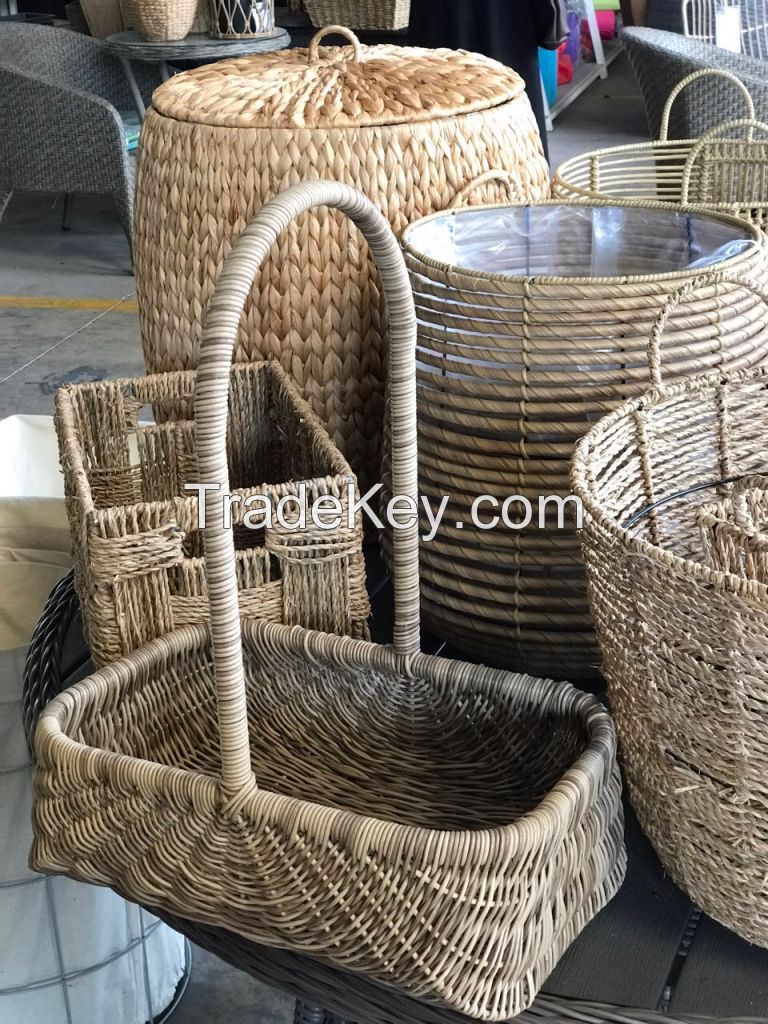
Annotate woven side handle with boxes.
[648,272,768,387]
[196,181,419,798]
[731,475,768,544]
[448,170,519,209]
[681,118,768,202]
[659,69,755,142]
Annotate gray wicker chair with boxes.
[622,26,768,136]
[0,23,158,247]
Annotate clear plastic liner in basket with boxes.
[407,205,753,277]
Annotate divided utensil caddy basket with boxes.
[572,365,768,949]
[33,183,626,1021]
[553,70,768,228]
[396,199,768,681]
[134,26,549,489]
[56,359,369,668]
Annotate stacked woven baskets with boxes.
[134,28,549,489]
[398,199,768,680]
[553,69,768,229]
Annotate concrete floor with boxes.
[0,54,647,1024]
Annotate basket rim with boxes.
[401,198,762,287]
[571,364,768,604]
[34,618,618,856]
[55,360,357,522]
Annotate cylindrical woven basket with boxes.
[208,0,274,38]
[553,69,768,229]
[32,182,626,1022]
[396,198,768,681]
[134,27,549,490]
[55,360,369,667]
[134,0,197,40]
[571,364,768,949]
[304,0,410,30]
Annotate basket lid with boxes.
[150,26,526,130]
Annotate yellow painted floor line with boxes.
[0,295,138,313]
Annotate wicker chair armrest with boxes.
[0,62,131,192]
[0,25,157,109]
[70,46,160,110]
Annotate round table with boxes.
[104,28,291,119]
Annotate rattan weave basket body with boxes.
[134,28,549,489]
[134,0,197,40]
[56,361,369,667]
[32,182,626,1022]
[572,365,768,948]
[304,0,409,30]
[396,199,768,681]
[553,70,768,229]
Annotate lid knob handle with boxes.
[308,25,363,64]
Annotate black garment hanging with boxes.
[408,0,563,160]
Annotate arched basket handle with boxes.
[681,118,768,202]
[448,170,519,209]
[648,271,768,387]
[659,69,755,142]
[196,182,418,797]
[308,25,363,63]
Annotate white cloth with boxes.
[0,416,187,1023]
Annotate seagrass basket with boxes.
[134,26,549,490]
[32,182,626,1022]
[396,198,768,681]
[55,360,369,668]
[553,69,768,229]
[134,0,197,40]
[572,365,768,949]
[304,0,409,30]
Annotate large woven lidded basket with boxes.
[134,26,549,490]
[56,360,369,668]
[397,199,768,681]
[571,365,768,948]
[553,69,768,229]
[303,0,410,30]
[33,182,626,1022]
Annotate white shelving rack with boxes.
[543,0,623,131]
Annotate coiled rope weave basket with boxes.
[32,182,626,1022]
[134,27,549,489]
[553,70,768,229]
[571,365,768,949]
[397,199,768,681]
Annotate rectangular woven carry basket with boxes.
[304,0,410,29]
[55,362,369,667]
[33,182,626,1023]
